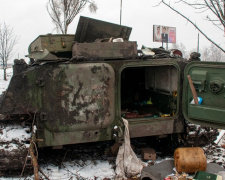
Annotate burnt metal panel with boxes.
[0,68,40,115]
[145,66,178,93]
[73,41,137,60]
[40,63,115,134]
[128,117,184,138]
[74,16,132,43]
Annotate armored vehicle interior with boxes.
[121,65,178,119]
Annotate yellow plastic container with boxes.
[174,147,207,173]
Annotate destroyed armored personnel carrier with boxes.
[0,16,225,174]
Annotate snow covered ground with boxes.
[0,67,225,180]
[2,162,115,180]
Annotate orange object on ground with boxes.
[174,147,207,173]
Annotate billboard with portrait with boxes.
[153,25,176,43]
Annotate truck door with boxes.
[183,61,225,128]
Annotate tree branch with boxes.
[47,0,97,34]
[209,0,225,26]
[162,0,225,53]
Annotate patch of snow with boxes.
[188,131,196,135]
[0,125,31,150]
[1,125,30,141]
[63,160,115,179]
[215,130,225,144]
[1,160,115,180]
[0,67,13,95]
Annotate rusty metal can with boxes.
[174,147,207,173]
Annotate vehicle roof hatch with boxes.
[74,16,132,43]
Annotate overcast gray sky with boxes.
[0,0,224,62]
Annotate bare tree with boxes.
[0,23,19,81]
[47,0,97,34]
[201,43,225,62]
[158,0,225,53]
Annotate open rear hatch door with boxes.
[183,61,225,128]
